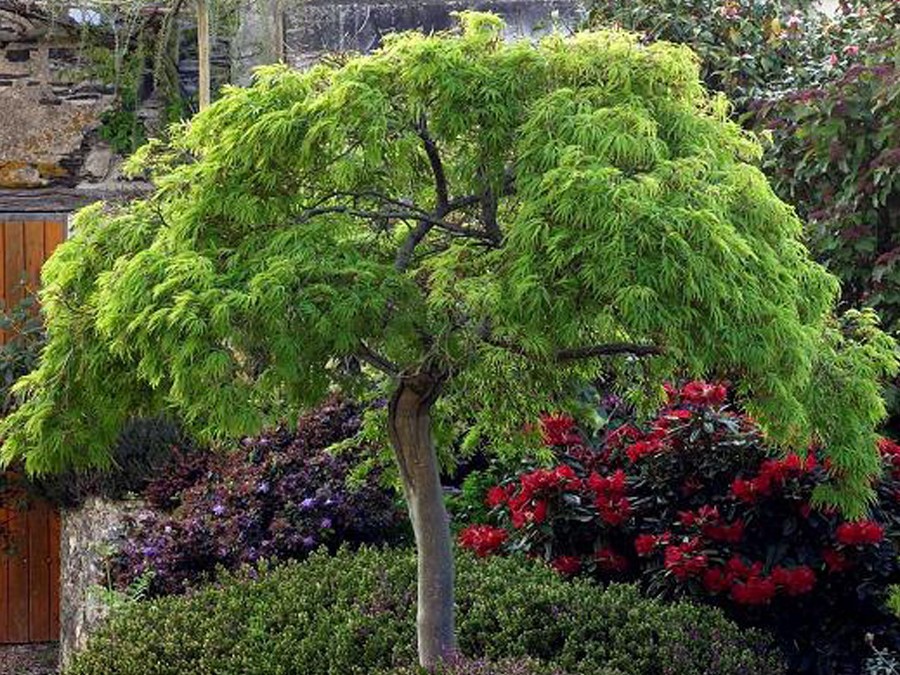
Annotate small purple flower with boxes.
[212,503,227,516]
[300,497,316,510]
[320,517,333,530]
[256,481,271,494]
[301,535,316,548]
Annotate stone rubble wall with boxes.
[0,9,116,190]
[59,497,150,670]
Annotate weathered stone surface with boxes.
[59,497,151,670]
[283,0,587,68]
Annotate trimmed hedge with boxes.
[68,548,784,675]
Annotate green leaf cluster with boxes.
[2,13,896,516]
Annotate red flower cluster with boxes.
[503,465,584,528]
[587,469,631,525]
[835,520,884,546]
[878,436,900,479]
[606,424,643,449]
[680,380,727,407]
[595,547,629,572]
[540,414,581,447]
[730,453,816,502]
[821,547,852,573]
[458,525,508,558]
[550,555,582,576]
[625,436,666,463]
[703,557,817,604]
[634,532,671,557]
[676,506,745,544]
[771,565,817,596]
[663,538,708,580]
[485,485,511,508]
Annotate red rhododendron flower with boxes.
[835,520,884,546]
[532,499,548,525]
[540,414,581,446]
[626,437,666,463]
[664,538,708,580]
[680,381,727,407]
[607,424,643,449]
[730,477,771,502]
[771,565,817,596]
[663,382,678,403]
[485,485,510,508]
[458,525,508,557]
[595,547,629,572]
[821,547,852,573]
[703,519,745,544]
[731,575,776,605]
[550,555,582,576]
[702,567,731,594]
[634,533,670,556]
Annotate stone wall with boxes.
[59,497,150,669]
[282,0,587,69]
[0,5,116,190]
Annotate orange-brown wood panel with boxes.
[0,505,9,642]
[24,222,45,294]
[0,222,6,346]
[48,510,60,639]
[6,507,29,643]
[27,502,50,642]
[43,220,65,262]
[4,221,24,309]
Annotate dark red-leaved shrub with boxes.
[114,398,407,596]
[459,383,900,674]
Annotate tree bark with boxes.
[387,372,457,668]
[196,0,211,110]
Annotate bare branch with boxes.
[416,115,449,212]
[357,341,401,377]
[478,327,662,361]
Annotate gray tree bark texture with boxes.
[388,372,457,668]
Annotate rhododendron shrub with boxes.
[461,383,900,674]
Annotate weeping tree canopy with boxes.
[1,12,895,516]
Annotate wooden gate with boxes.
[0,216,67,644]
[0,494,61,643]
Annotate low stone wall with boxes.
[59,497,149,670]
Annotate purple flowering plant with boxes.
[113,398,408,596]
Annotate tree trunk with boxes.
[387,372,457,668]
[196,0,211,110]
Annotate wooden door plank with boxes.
[24,221,45,295]
[0,505,9,643]
[43,219,65,260]
[4,220,25,309]
[0,222,6,346]
[7,506,29,643]
[27,501,50,642]
[48,509,60,639]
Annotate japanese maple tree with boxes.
[1,13,896,667]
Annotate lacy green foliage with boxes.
[66,547,784,675]
[0,291,44,416]
[2,14,895,516]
